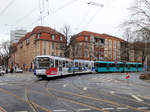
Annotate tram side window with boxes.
[119,64,124,67]
[66,61,68,67]
[69,62,73,67]
[79,62,82,67]
[99,63,107,67]
[68,62,71,67]
[110,63,116,67]
[63,60,65,67]
[138,64,143,68]
[75,62,78,67]
[116,64,120,68]
[131,64,136,67]
[126,64,131,68]
[59,60,62,67]
[50,59,54,67]
[94,62,100,67]
[85,63,88,68]
[55,60,59,67]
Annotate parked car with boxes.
[0,69,5,76]
[15,68,23,73]
[0,66,5,76]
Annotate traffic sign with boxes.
[144,65,147,69]
[125,73,130,79]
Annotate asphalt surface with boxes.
[0,72,150,112]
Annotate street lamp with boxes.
[87,2,104,8]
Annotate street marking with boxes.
[114,80,119,83]
[83,87,87,90]
[137,107,149,110]
[107,79,113,82]
[131,95,143,102]
[102,108,114,110]
[110,91,115,94]
[117,107,128,110]
[78,108,91,111]
[53,110,67,112]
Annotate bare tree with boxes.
[61,24,71,45]
[61,25,71,57]
[0,41,11,71]
[120,0,150,63]
[120,28,133,62]
[133,27,150,63]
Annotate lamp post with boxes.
[87,2,104,8]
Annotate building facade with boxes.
[9,27,144,71]
[69,31,124,61]
[10,29,27,43]
[10,26,66,70]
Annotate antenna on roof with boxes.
[39,0,50,25]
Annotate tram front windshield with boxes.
[35,57,50,69]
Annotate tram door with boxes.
[59,60,62,71]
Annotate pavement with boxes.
[0,72,150,112]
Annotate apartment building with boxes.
[9,26,66,70]
[10,29,27,43]
[69,31,124,61]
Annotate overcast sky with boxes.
[0,0,134,43]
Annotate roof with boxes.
[18,26,65,43]
[32,26,64,36]
[71,31,125,42]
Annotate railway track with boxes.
[69,75,150,112]
[0,79,52,112]
[40,79,108,112]
[0,74,150,112]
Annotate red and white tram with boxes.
[34,55,73,78]
[34,55,95,78]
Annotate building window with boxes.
[60,53,63,57]
[26,38,30,45]
[100,39,104,44]
[85,43,88,49]
[52,52,54,56]
[85,36,88,41]
[37,33,40,39]
[20,43,23,48]
[84,50,88,58]
[113,40,116,49]
[52,34,55,40]
[43,41,46,55]
[60,36,63,41]
[52,42,55,49]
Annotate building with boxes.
[69,31,124,61]
[9,26,66,70]
[10,29,27,43]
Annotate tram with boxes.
[94,61,143,73]
[34,55,73,78]
[34,55,94,78]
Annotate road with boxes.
[0,72,150,112]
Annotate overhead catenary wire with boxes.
[14,7,38,25]
[27,0,79,27]
[0,0,17,16]
[82,5,103,29]
[77,0,118,31]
